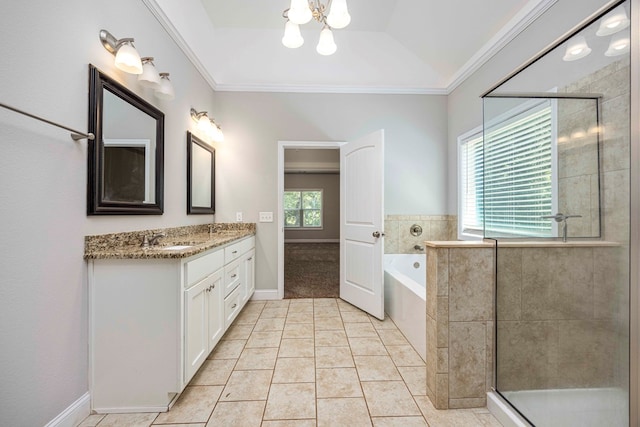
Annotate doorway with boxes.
[277,132,385,319]
[279,144,341,299]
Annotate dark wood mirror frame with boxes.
[187,131,215,214]
[87,64,165,215]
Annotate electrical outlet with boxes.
[259,212,273,222]
[236,211,243,222]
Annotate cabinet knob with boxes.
[231,303,237,309]
[231,274,237,278]
[232,250,238,254]
[248,257,253,261]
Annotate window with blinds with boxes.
[458,100,556,239]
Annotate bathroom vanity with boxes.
[84,224,255,413]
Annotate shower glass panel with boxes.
[482,95,601,240]
[484,1,630,425]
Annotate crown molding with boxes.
[445,0,559,93]
[142,0,218,90]
[144,0,557,96]
[214,83,447,95]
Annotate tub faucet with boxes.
[541,213,581,242]
[414,244,424,251]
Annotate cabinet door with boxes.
[207,269,224,352]
[242,249,256,304]
[184,277,210,383]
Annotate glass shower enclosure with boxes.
[482,1,631,425]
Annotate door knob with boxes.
[372,231,385,238]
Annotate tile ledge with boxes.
[425,239,620,248]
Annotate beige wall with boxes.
[213,91,449,291]
[284,173,340,241]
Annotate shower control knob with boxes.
[372,231,385,238]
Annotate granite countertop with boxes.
[84,223,255,260]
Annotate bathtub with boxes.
[384,254,426,361]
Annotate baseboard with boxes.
[251,289,281,300]
[285,239,339,243]
[45,392,90,427]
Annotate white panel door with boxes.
[340,129,385,319]
[206,269,224,352]
[184,278,209,383]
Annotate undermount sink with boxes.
[161,245,193,251]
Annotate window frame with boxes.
[457,98,558,240]
[283,188,324,230]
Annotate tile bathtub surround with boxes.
[80,298,502,427]
[84,223,256,259]
[384,215,458,254]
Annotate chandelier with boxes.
[281,0,351,55]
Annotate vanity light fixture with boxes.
[155,73,175,100]
[138,57,161,88]
[282,0,350,56]
[605,29,630,56]
[99,29,143,74]
[596,5,630,36]
[190,109,224,143]
[562,35,591,61]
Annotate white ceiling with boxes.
[146,0,557,94]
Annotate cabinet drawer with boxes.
[186,249,224,288]
[224,285,242,328]
[224,236,255,264]
[224,258,242,296]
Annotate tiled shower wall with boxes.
[384,215,457,254]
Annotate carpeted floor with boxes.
[284,243,339,299]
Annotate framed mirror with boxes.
[87,64,164,215]
[187,131,215,214]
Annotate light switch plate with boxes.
[236,211,243,222]
[259,212,273,222]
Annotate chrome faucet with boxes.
[141,233,166,248]
[414,244,424,251]
[541,213,582,242]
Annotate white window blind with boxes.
[458,100,555,239]
[459,132,484,237]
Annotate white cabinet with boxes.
[242,249,255,305]
[88,235,255,413]
[184,268,223,384]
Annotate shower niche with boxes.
[483,1,631,426]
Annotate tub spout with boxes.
[414,244,424,251]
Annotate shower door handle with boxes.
[372,231,385,238]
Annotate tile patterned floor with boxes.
[80,298,503,427]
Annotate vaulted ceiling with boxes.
[147,0,555,93]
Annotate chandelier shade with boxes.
[282,20,304,48]
[282,0,350,56]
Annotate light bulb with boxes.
[327,0,351,29]
[138,57,161,88]
[197,114,211,132]
[605,30,630,56]
[155,73,175,100]
[316,27,337,56]
[288,0,312,25]
[596,5,630,36]
[282,20,304,48]
[209,121,224,143]
[562,36,591,62]
[114,40,143,74]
